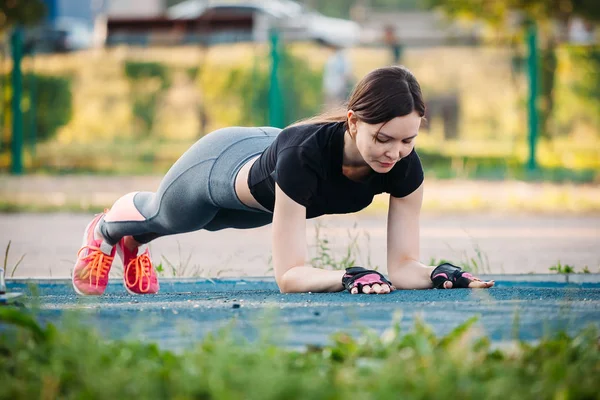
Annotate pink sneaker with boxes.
[72,211,116,296]
[117,238,159,295]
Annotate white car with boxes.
[167,0,361,46]
[54,17,94,51]
[23,17,94,53]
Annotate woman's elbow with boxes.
[276,269,295,293]
[277,267,305,293]
[278,284,295,294]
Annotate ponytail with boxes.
[288,106,347,128]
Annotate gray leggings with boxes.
[100,127,280,245]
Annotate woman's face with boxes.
[348,110,421,173]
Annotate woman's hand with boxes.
[431,263,495,289]
[438,277,495,289]
[349,282,396,294]
[342,267,396,295]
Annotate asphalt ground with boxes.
[4,278,600,351]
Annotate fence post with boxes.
[10,27,24,175]
[526,21,539,172]
[27,62,37,159]
[268,29,284,128]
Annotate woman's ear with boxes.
[347,110,356,123]
[347,110,358,138]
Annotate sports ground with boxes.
[5,276,599,350]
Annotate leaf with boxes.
[10,253,26,277]
[0,307,47,342]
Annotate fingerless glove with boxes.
[430,262,475,289]
[342,266,392,292]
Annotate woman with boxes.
[73,65,495,296]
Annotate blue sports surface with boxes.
[4,276,600,351]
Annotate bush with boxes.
[124,61,171,85]
[0,73,72,143]
[124,61,172,136]
[418,150,598,182]
[1,308,599,399]
[223,47,323,127]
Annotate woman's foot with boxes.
[117,236,159,295]
[72,211,116,295]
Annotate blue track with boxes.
[5,278,600,351]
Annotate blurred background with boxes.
[0,0,598,181]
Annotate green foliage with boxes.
[185,66,200,81]
[0,73,73,143]
[3,240,25,278]
[427,257,453,267]
[568,45,600,113]
[418,149,598,182]
[549,262,600,274]
[551,45,600,143]
[159,241,212,277]
[124,61,172,137]
[310,222,378,271]
[549,261,576,274]
[1,308,600,399]
[310,222,357,271]
[422,1,600,141]
[224,49,323,127]
[428,242,491,275]
[124,62,171,86]
[155,262,164,275]
[459,243,492,274]
[0,0,46,31]
[0,307,47,342]
[225,63,269,126]
[23,74,72,142]
[423,0,600,25]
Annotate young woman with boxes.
[73,65,495,296]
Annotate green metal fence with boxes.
[1,30,598,181]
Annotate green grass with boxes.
[427,240,493,275]
[0,200,104,214]
[3,241,25,279]
[307,222,491,275]
[549,261,595,274]
[0,307,599,399]
[309,222,379,272]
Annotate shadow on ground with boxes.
[5,278,600,351]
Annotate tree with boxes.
[423,0,600,28]
[423,0,600,139]
[0,0,46,32]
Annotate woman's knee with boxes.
[105,192,147,222]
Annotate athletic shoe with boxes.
[72,211,116,295]
[117,238,159,294]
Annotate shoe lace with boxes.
[77,246,113,288]
[125,252,153,293]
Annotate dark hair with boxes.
[292,65,425,128]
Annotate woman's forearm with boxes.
[279,266,345,293]
[388,260,435,290]
[278,262,434,293]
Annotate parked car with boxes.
[24,17,93,54]
[167,0,361,46]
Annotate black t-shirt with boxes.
[248,121,424,219]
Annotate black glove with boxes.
[430,262,475,289]
[342,266,392,293]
